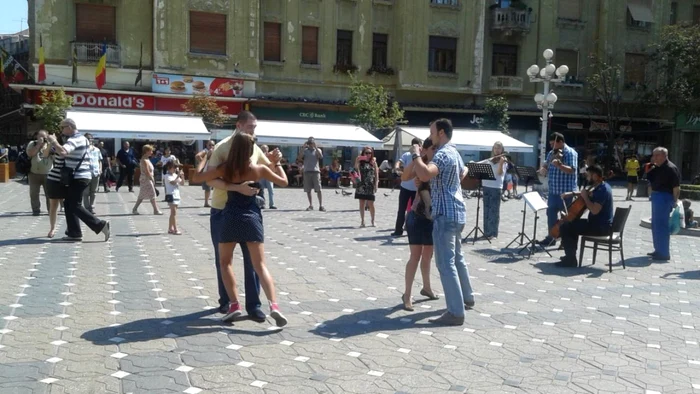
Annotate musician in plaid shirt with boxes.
[412,118,474,326]
[539,132,578,246]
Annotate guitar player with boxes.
[555,164,614,268]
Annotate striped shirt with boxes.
[87,145,103,178]
[430,144,467,224]
[47,133,92,182]
[546,144,578,195]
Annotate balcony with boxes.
[491,8,531,35]
[489,76,523,92]
[71,42,120,67]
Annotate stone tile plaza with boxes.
[0,182,699,394]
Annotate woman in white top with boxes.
[479,142,507,240]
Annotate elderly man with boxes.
[646,147,681,261]
[26,130,53,215]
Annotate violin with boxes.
[549,183,598,239]
[488,153,511,164]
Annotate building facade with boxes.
[15,0,700,176]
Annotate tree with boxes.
[347,78,405,133]
[181,95,228,129]
[34,88,73,134]
[480,96,509,133]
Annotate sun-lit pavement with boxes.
[0,180,699,394]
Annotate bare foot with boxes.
[47,229,56,238]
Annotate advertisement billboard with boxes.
[152,73,244,97]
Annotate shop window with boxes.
[264,22,282,62]
[302,26,319,65]
[336,30,353,66]
[558,0,582,20]
[694,6,700,25]
[76,3,116,43]
[431,0,459,5]
[624,53,646,86]
[428,36,457,73]
[555,49,579,81]
[189,11,227,55]
[492,44,518,76]
[372,34,388,68]
[627,0,653,28]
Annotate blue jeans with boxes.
[259,179,275,207]
[482,187,501,237]
[432,216,474,317]
[210,208,261,312]
[651,192,674,258]
[546,194,573,240]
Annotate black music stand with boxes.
[506,166,541,248]
[516,191,552,259]
[462,162,495,245]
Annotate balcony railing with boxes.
[491,8,532,34]
[489,76,523,92]
[71,42,120,67]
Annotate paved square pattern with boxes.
[0,181,699,393]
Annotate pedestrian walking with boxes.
[82,133,102,213]
[131,145,163,215]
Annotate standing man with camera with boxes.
[26,130,53,216]
[301,137,325,211]
[116,141,137,192]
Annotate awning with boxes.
[213,120,383,149]
[382,126,533,153]
[65,110,210,141]
[627,2,654,23]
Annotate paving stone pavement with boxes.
[0,181,699,394]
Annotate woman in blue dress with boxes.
[193,132,289,327]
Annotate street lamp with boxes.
[527,49,568,167]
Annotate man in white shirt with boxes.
[392,137,423,237]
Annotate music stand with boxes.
[517,192,552,259]
[506,166,541,248]
[462,162,495,245]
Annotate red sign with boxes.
[154,97,242,115]
[68,92,155,110]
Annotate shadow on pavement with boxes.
[316,226,361,231]
[532,261,605,279]
[310,306,443,339]
[661,270,700,280]
[81,310,275,345]
[0,237,50,247]
[621,256,653,268]
[115,233,163,237]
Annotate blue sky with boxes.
[0,0,28,34]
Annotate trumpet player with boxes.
[538,133,578,246]
[478,142,507,239]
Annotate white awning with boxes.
[213,120,383,149]
[627,3,654,23]
[65,111,210,141]
[382,126,533,153]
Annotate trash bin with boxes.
[636,178,649,198]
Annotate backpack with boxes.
[16,151,31,175]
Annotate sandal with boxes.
[401,294,414,312]
[420,289,440,300]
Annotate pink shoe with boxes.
[269,303,288,327]
[222,302,242,323]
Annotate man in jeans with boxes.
[392,137,422,236]
[205,111,282,321]
[82,133,102,213]
[301,136,325,211]
[26,130,52,216]
[412,118,474,326]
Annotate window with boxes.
[670,2,678,25]
[558,0,581,20]
[302,26,319,65]
[189,11,227,55]
[555,49,579,81]
[428,36,457,73]
[627,0,653,28]
[75,4,116,43]
[372,34,388,68]
[264,22,282,62]
[624,53,646,86]
[694,6,700,25]
[430,0,458,5]
[336,30,353,66]
[491,44,518,76]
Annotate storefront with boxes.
[675,112,700,181]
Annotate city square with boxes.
[0,182,699,394]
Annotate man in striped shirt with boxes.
[412,118,474,326]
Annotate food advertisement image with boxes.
[152,73,244,97]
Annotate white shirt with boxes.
[164,172,181,200]
[398,151,418,192]
[481,160,506,189]
[160,154,176,166]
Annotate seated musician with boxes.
[557,164,614,267]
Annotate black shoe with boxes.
[269,206,277,209]
[32,211,40,216]
[391,231,403,237]
[218,304,228,314]
[556,256,578,267]
[248,309,267,323]
[647,252,657,257]
[652,255,670,261]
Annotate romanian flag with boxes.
[37,34,46,83]
[95,42,107,90]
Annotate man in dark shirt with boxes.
[646,147,681,261]
[116,141,136,192]
[556,165,614,267]
[98,141,112,192]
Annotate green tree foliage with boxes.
[34,88,73,134]
[480,96,510,133]
[181,95,229,129]
[348,78,405,132]
[645,23,700,112]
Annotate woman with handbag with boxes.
[45,119,110,242]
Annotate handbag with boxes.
[60,144,89,187]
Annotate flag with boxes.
[0,48,8,88]
[37,34,46,83]
[12,62,25,83]
[71,45,78,84]
[95,42,107,90]
[134,42,143,86]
